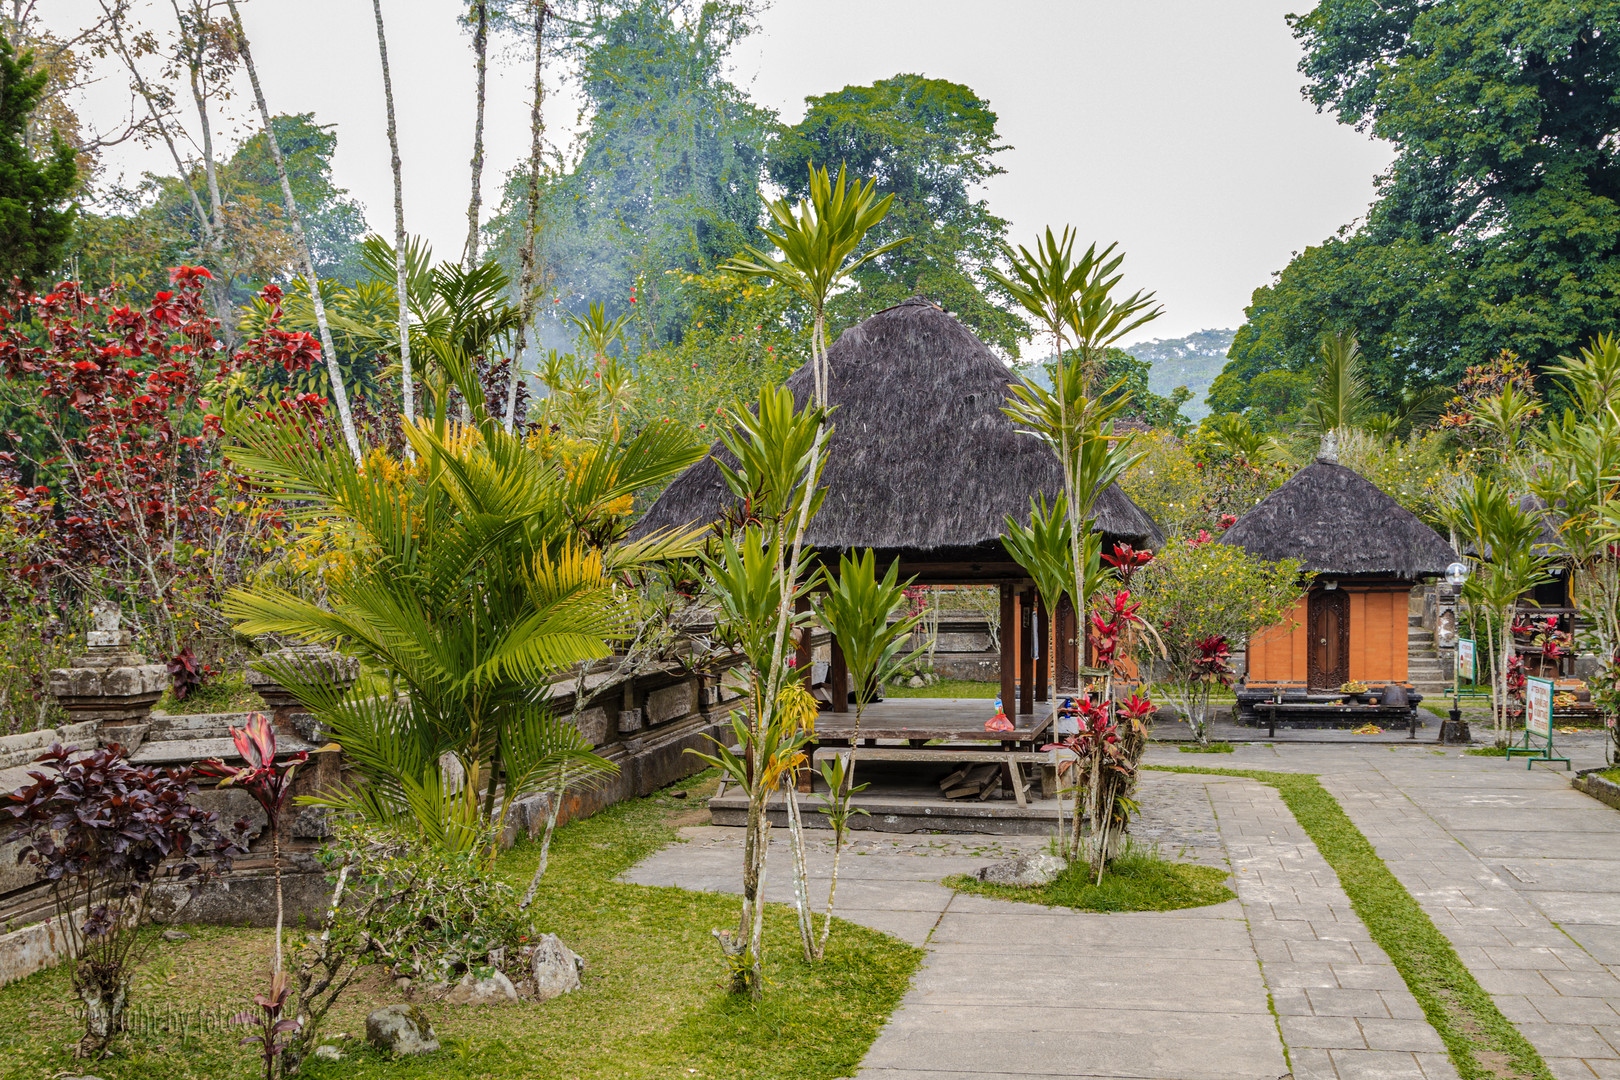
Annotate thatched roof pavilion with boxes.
[1220,459,1456,578]
[637,296,1163,577]
[638,295,1164,715]
[1222,456,1457,703]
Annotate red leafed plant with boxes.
[165,645,211,701]
[234,969,301,1080]
[1191,635,1234,687]
[196,714,309,975]
[1102,543,1153,585]
[0,743,238,1056]
[0,268,317,660]
[1089,590,1142,672]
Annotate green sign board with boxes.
[1506,675,1569,771]
[1457,638,1476,684]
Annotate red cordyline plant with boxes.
[1,743,238,1056]
[1191,635,1234,687]
[1044,688,1152,879]
[0,269,318,660]
[1102,543,1152,585]
[1089,590,1142,673]
[234,969,299,1080]
[196,714,309,976]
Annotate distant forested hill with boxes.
[1123,329,1235,422]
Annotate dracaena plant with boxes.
[810,549,924,958]
[234,969,300,1080]
[197,714,309,975]
[1,743,237,1057]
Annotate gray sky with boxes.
[55,0,1393,343]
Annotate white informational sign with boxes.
[1526,676,1555,740]
[1457,638,1476,684]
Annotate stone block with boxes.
[573,707,610,745]
[0,911,76,990]
[645,681,697,725]
[617,708,643,734]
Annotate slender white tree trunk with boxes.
[372,0,415,448]
[505,0,548,431]
[226,0,363,463]
[462,0,488,269]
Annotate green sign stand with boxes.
[1505,675,1570,771]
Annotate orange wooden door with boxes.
[1307,589,1350,689]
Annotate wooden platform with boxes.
[813,697,1054,749]
[710,698,1063,835]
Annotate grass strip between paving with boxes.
[1149,764,1550,1080]
[944,850,1234,912]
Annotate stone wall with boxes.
[913,618,1000,682]
[0,658,742,988]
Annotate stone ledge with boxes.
[1573,768,1620,812]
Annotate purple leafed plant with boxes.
[196,714,308,975]
[234,969,301,1080]
[1,743,238,1057]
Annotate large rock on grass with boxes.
[975,852,1065,888]
[365,1004,440,1055]
[446,969,518,1006]
[530,933,585,1000]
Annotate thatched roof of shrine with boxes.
[1220,458,1456,579]
[635,296,1163,557]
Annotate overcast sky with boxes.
[53,0,1393,343]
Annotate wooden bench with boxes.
[810,745,1046,807]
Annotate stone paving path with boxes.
[1205,774,1453,1080]
[627,742,1620,1079]
[1152,738,1620,1080]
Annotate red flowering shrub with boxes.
[0,268,324,673]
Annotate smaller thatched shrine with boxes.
[637,296,1163,719]
[1220,451,1457,721]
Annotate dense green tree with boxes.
[64,114,366,303]
[0,35,76,284]
[1216,1,1620,413]
[767,74,1022,355]
[487,0,771,346]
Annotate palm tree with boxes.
[1302,329,1371,439]
[223,306,706,864]
[1449,477,1555,747]
[463,0,489,268]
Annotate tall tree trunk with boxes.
[175,0,234,342]
[372,0,415,448]
[225,0,363,463]
[462,0,488,269]
[505,0,548,432]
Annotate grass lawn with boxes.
[1151,764,1551,1080]
[884,679,999,699]
[943,851,1233,912]
[0,770,921,1080]
[1178,742,1235,754]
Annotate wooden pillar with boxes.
[1019,587,1035,716]
[830,636,848,713]
[999,583,1015,710]
[794,594,812,680]
[1035,594,1049,703]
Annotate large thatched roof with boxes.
[635,297,1163,556]
[1220,458,1456,578]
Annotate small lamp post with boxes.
[1443,561,1471,743]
